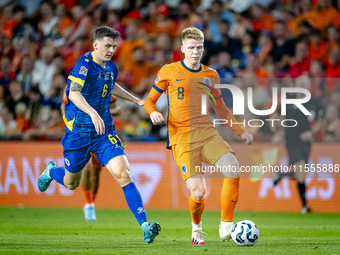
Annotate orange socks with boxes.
[221,177,239,222]
[92,193,97,203]
[189,194,205,224]
[83,190,93,204]
[83,190,98,204]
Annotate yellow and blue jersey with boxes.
[64,51,118,137]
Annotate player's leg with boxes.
[186,175,207,245]
[201,135,239,241]
[81,154,102,222]
[81,159,96,222]
[90,154,102,201]
[294,159,310,213]
[214,152,240,241]
[94,132,160,244]
[172,143,206,245]
[38,132,91,192]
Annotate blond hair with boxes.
[181,27,204,43]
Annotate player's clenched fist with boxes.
[90,111,105,135]
[241,133,253,145]
[150,111,164,125]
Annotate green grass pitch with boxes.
[0,207,339,254]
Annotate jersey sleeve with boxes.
[110,95,117,104]
[153,65,169,93]
[67,55,90,86]
[63,86,68,103]
[212,70,222,97]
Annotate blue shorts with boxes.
[61,130,125,173]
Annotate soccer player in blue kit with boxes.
[37,26,161,244]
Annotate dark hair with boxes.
[180,0,193,10]
[13,5,26,13]
[40,0,54,9]
[221,19,230,26]
[94,26,120,42]
[310,29,321,37]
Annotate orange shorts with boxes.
[171,134,234,180]
[90,152,102,169]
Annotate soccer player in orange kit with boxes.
[144,27,253,245]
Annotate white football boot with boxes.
[219,221,233,242]
[191,222,206,245]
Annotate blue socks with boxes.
[122,182,148,226]
[50,167,65,186]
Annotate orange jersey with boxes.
[145,60,245,147]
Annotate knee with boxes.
[64,179,81,190]
[191,186,206,200]
[116,169,133,186]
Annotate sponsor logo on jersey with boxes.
[181,164,188,174]
[176,78,185,81]
[79,66,88,76]
[104,73,110,80]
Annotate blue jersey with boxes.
[64,52,118,137]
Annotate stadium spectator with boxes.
[203,19,238,64]
[317,0,340,27]
[144,3,177,40]
[0,57,16,89]
[23,107,65,141]
[6,80,30,119]
[255,30,273,69]
[176,0,201,35]
[250,4,275,33]
[67,5,91,46]
[55,4,73,39]
[14,102,30,133]
[0,33,15,59]
[127,46,155,96]
[289,40,311,78]
[270,21,296,71]
[229,10,253,40]
[16,55,35,94]
[0,85,6,110]
[0,105,17,140]
[296,0,324,30]
[233,31,256,70]
[118,22,144,71]
[321,103,340,142]
[38,1,60,43]
[309,29,328,65]
[106,10,125,39]
[32,46,56,98]
[325,47,340,91]
[328,26,340,49]
[26,87,46,129]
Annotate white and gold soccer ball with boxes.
[231,220,259,246]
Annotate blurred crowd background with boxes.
[0,0,340,143]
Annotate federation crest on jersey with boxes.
[155,74,160,84]
[203,77,211,86]
[79,66,88,76]
[64,158,70,166]
[104,73,110,80]
[181,164,188,174]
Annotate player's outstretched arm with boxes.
[212,98,253,145]
[112,83,144,106]
[69,81,105,135]
[144,86,164,125]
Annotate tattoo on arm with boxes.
[70,81,83,92]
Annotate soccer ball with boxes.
[231,220,259,246]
